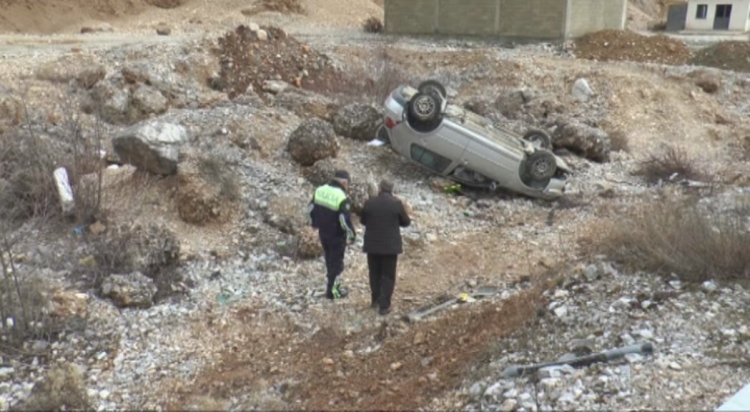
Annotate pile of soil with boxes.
[573,29,691,65]
[213,25,350,99]
[690,41,750,73]
[0,0,182,34]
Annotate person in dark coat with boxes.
[360,179,411,315]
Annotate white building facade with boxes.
[685,0,750,31]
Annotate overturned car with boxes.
[371,80,571,200]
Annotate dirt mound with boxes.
[213,25,348,99]
[574,30,691,65]
[690,41,750,73]
[0,0,180,33]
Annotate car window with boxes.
[410,144,452,173]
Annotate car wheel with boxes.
[525,150,557,183]
[417,80,447,100]
[522,129,552,150]
[406,92,442,132]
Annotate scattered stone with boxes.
[552,119,611,162]
[113,120,189,175]
[176,148,238,225]
[571,78,593,102]
[256,29,268,41]
[263,80,289,94]
[701,280,718,293]
[130,85,169,120]
[156,23,172,36]
[332,103,382,141]
[100,271,157,308]
[390,362,403,371]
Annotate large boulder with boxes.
[130,85,169,120]
[100,271,157,308]
[273,89,338,121]
[332,103,382,141]
[552,120,611,162]
[177,148,239,225]
[287,118,339,166]
[113,120,189,175]
[94,223,181,277]
[92,80,130,124]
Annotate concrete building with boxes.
[383,0,627,41]
[683,0,750,31]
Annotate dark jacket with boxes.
[308,180,356,243]
[360,191,411,255]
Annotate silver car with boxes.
[372,80,571,200]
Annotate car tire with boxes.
[522,129,553,150]
[406,92,442,132]
[417,80,447,101]
[524,150,557,184]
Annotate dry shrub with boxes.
[0,94,104,226]
[198,155,240,203]
[608,130,630,153]
[363,17,384,33]
[347,47,411,104]
[634,144,704,184]
[145,0,186,8]
[241,0,304,15]
[592,198,750,282]
[12,362,91,411]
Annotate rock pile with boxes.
[213,24,344,99]
[573,30,691,65]
[690,41,750,73]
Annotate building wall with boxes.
[685,0,750,31]
[564,0,627,38]
[383,0,625,39]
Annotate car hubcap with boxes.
[532,158,553,177]
[415,96,435,118]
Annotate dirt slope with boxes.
[0,0,160,33]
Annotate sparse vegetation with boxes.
[593,197,750,282]
[634,144,705,184]
[608,130,630,153]
[363,17,384,33]
[241,0,304,16]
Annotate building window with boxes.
[696,4,708,19]
[410,144,452,173]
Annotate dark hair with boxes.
[379,179,394,193]
[334,170,350,181]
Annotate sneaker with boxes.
[331,280,348,299]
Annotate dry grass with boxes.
[634,144,705,184]
[608,130,630,153]
[363,16,383,33]
[240,0,304,16]
[590,197,750,282]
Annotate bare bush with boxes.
[346,47,411,104]
[634,144,704,184]
[363,17,384,33]
[0,233,59,346]
[12,362,92,411]
[592,197,750,282]
[608,130,630,153]
[0,92,104,226]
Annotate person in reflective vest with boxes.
[307,170,357,300]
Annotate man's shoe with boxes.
[378,307,391,316]
[331,280,348,299]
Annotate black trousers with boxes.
[321,237,346,297]
[367,254,398,310]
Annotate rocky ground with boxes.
[2,0,750,411]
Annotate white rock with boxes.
[668,362,682,370]
[248,22,260,32]
[553,306,568,318]
[634,329,654,340]
[701,280,718,293]
[571,78,593,102]
[499,398,518,411]
[262,80,289,94]
[257,29,268,41]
